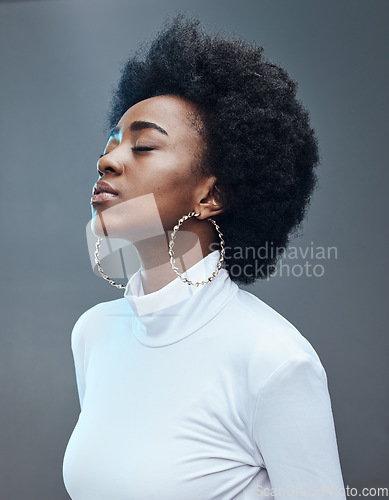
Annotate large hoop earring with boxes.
[94,237,126,289]
[168,211,225,286]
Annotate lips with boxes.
[93,181,118,196]
[91,181,119,204]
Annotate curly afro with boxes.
[106,13,320,285]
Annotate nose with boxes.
[96,151,123,178]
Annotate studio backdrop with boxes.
[0,0,388,498]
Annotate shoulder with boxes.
[70,297,129,350]
[219,287,325,387]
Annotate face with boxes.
[90,94,213,244]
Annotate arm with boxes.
[70,316,86,411]
[252,353,346,499]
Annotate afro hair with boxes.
[106,13,320,285]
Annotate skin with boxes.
[91,94,223,294]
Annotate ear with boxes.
[194,176,224,220]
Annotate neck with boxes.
[133,218,218,294]
[123,246,239,348]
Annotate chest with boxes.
[64,333,264,499]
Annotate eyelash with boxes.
[131,146,154,152]
[99,146,154,158]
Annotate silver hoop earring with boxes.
[94,237,126,289]
[168,211,225,286]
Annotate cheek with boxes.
[152,158,198,200]
[154,177,193,201]
[153,173,198,226]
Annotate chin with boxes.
[90,211,124,239]
[90,196,167,244]
[89,212,152,245]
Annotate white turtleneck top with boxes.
[62,250,346,499]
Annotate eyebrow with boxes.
[109,121,168,139]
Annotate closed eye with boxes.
[131,146,154,152]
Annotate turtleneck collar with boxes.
[123,250,239,347]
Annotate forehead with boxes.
[117,95,201,139]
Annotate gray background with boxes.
[0,0,388,498]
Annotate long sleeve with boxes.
[70,315,86,411]
[252,353,346,499]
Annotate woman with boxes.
[63,14,346,499]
